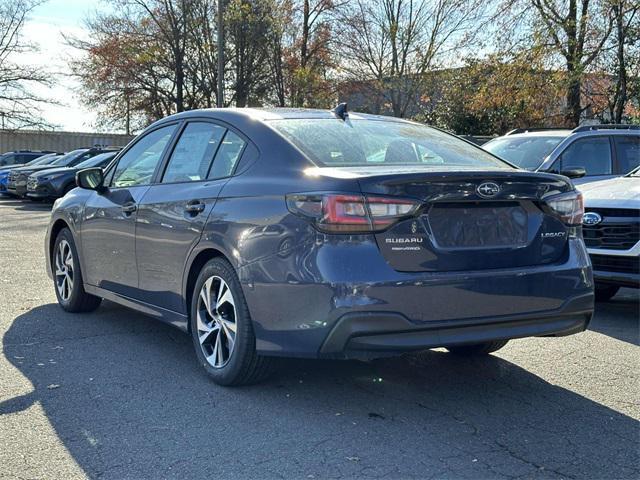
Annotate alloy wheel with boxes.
[55,239,74,301]
[196,276,237,368]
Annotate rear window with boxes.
[270,119,511,169]
[483,136,564,170]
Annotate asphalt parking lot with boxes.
[0,198,638,480]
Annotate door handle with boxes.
[185,200,206,215]
[122,202,137,214]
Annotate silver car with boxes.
[483,125,640,185]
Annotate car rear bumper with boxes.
[319,294,592,359]
[241,237,594,358]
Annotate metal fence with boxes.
[0,129,135,153]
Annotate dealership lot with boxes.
[0,198,638,479]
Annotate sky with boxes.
[18,0,109,132]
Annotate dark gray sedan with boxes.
[45,107,594,385]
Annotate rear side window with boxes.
[558,136,612,175]
[162,122,226,183]
[270,119,510,169]
[208,131,246,179]
[111,125,176,188]
[614,136,640,174]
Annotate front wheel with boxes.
[446,339,509,356]
[190,258,274,386]
[53,228,102,312]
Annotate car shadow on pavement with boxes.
[2,302,638,479]
[590,288,639,345]
[0,198,52,211]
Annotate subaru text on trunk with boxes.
[45,107,594,385]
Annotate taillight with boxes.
[546,191,584,225]
[286,193,420,233]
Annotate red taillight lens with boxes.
[287,193,420,233]
[546,191,584,225]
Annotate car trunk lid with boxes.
[349,169,574,272]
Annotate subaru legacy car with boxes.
[483,125,640,184]
[27,151,118,201]
[46,107,594,385]
[579,167,640,301]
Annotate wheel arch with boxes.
[184,247,232,328]
[49,218,71,264]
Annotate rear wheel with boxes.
[53,228,102,312]
[594,284,620,302]
[446,339,509,356]
[190,258,274,386]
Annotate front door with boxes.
[81,124,178,296]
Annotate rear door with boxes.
[135,120,249,313]
[612,135,640,175]
[81,124,178,295]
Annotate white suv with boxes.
[483,125,640,184]
[579,167,640,301]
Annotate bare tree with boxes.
[338,0,486,118]
[0,0,53,129]
[68,0,222,132]
[607,0,639,122]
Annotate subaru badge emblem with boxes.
[583,212,602,226]
[477,182,500,198]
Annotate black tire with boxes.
[53,228,102,313]
[190,257,274,386]
[594,284,620,302]
[446,339,509,356]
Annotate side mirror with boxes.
[76,167,105,192]
[560,167,586,179]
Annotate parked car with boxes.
[0,150,56,168]
[579,167,640,301]
[27,151,118,201]
[7,147,119,197]
[0,154,63,195]
[46,107,594,386]
[482,125,640,184]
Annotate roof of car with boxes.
[164,107,413,124]
[497,125,640,140]
[502,130,572,138]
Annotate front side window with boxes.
[162,122,226,183]
[614,136,640,174]
[270,119,510,169]
[558,136,612,176]
[483,136,564,170]
[208,131,246,178]
[111,125,176,188]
